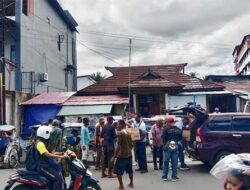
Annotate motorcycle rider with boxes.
[36,125,67,190]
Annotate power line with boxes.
[81,39,231,52]
[0,1,15,12]
[77,41,123,66]
[22,38,69,68]
[19,26,232,60]
[19,9,233,66]
[25,11,122,66]
[86,43,232,59]
[80,30,233,48]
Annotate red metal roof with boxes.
[216,81,250,94]
[22,92,75,105]
[63,95,129,106]
[129,78,183,88]
[78,64,223,95]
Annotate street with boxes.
[0,160,221,190]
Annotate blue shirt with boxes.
[80,125,90,146]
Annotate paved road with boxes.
[0,160,221,190]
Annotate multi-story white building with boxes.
[233,35,250,75]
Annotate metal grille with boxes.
[21,72,35,94]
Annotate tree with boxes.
[90,72,106,83]
[189,72,198,77]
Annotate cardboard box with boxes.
[127,128,141,141]
[182,130,191,141]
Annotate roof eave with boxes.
[47,0,78,31]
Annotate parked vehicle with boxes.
[0,125,20,168]
[62,123,96,165]
[143,120,154,146]
[170,107,250,166]
[4,151,101,190]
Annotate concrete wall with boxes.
[5,91,34,136]
[3,22,16,91]
[19,0,77,93]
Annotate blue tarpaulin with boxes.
[23,105,61,135]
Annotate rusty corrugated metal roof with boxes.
[129,78,183,88]
[78,64,223,95]
[22,92,76,105]
[217,81,250,94]
[63,95,129,106]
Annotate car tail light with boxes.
[196,128,205,143]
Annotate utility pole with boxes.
[0,1,6,124]
[128,39,132,112]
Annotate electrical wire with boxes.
[80,30,233,48]
[4,6,234,68]
[0,1,15,12]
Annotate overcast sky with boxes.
[59,0,250,77]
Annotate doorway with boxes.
[138,94,160,117]
[208,95,236,113]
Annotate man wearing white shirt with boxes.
[129,113,148,173]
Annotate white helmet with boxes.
[37,125,52,140]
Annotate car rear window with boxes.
[232,117,250,131]
[207,116,232,131]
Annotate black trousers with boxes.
[38,163,63,190]
[102,145,114,169]
[153,145,163,167]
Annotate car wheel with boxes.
[214,151,232,164]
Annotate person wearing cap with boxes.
[161,116,182,182]
[101,116,117,178]
[80,117,90,168]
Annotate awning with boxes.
[57,105,112,116]
[63,95,129,106]
[0,125,16,131]
[21,92,75,105]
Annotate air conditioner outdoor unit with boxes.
[40,73,49,82]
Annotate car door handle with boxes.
[232,134,242,137]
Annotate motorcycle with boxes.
[4,151,101,190]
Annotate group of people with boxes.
[26,110,250,190]
[27,112,194,190]
[91,113,193,189]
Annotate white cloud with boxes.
[59,0,250,77]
